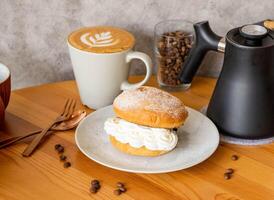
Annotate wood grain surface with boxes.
[0,76,273,200]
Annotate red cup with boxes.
[0,63,11,128]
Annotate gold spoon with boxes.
[0,110,86,149]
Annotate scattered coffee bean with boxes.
[231,155,239,161]
[89,180,101,194]
[116,182,127,194]
[90,186,98,194]
[114,189,122,196]
[54,144,72,169]
[59,154,67,161]
[89,179,128,195]
[225,168,234,174]
[63,161,71,168]
[90,179,101,193]
[93,184,101,190]
[117,182,124,188]
[55,144,61,150]
[119,187,127,193]
[57,146,64,153]
[224,173,231,180]
[91,179,100,186]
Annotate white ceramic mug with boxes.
[68,42,152,109]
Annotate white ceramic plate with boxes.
[75,105,219,173]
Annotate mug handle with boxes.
[120,51,152,90]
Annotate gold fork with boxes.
[22,99,76,157]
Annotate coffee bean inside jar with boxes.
[154,20,194,89]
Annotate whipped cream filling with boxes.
[104,117,178,151]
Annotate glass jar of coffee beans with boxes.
[154,20,194,90]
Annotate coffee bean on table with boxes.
[57,146,64,153]
[91,179,100,186]
[90,186,98,194]
[93,183,101,190]
[224,173,231,180]
[119,187,127,193]
[55,144,61,150]
[90,179,101,194]
[225,168,234,174]
[231,155,239,161]
[63,162,71,168]
[116,182,127,194]
[117,182,124,188]
[114,189,122,196]
[59,154,67,161]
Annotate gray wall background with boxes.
[0,0,273,89]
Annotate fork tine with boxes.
[61,99,76,118]
[62,99,72,117]
[65,99,76,117]
[71,99,77,113]
[61,99,70,116]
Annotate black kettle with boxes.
[179,20,274,139]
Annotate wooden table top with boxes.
[0,76,273,200]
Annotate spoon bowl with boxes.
[53,110,87,130]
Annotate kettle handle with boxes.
[179,21,223,84]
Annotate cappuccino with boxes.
[68,26,135,53]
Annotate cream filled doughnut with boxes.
[104,86,188,157]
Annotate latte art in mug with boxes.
[68,26,135,53]
[80,31,120,47]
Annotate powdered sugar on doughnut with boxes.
[114,86,187,118]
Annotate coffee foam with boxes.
[68,26,135,53]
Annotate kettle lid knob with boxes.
[239,24,268,40]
